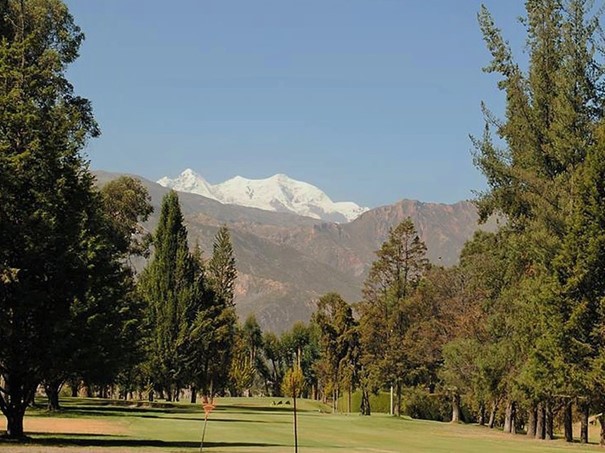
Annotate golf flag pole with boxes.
[199,398,215,453]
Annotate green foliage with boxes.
[402,388,452,422]
[468,0,605,438]
[337,390,392,414]
[100,176,153,257]
[0,0,101,437]
[262,331,286,396]
[182,230,237,398]
[281,321,320,395]
[207,225,237,306]
[138,191,198,397]
[357,218,429,415]
[229,353,256,396]
[312,293,359,410]
[282,366,305,398]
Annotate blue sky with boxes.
[65,1,527,208]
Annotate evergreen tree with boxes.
[357,218,428,416]
[207,225,237,306]
[186,241,236,400]
[139,191,195,400]
[41,176,153,410]
[474,0,605,440]
[0,0,100,438]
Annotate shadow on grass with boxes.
[32,405,195,419]
[21,436,285,449]
[31,402,310,419]
[137,414,290,424]
[226,405,314,413]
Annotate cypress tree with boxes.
[181,228,237,401]
[139,191,195,400]
[207,225,237,306]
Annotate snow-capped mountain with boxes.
[157,169,369,223]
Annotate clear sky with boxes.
[64,0,527,208]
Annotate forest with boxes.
[2,0,605,448]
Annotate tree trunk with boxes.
[348,385,352,414]
[2,378,36,439]
[478,402,486,426]
[536,402,546,440]
[580,400,589,444]
[45,381,61,411]
[360,387,371,416]
[331,388,336,413]
[488,400,498,429]
[563,400,573,442]
[148,389,154,402]
[503,400,513,433]
[70,381,79,398]
[545,401,554,440]
[190,386,197,404]
[451,393,461,423]
[526,404,537,437]
[395,383,402,417]
[5,408,26,439]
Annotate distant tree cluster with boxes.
[137,193,238,404]
[232,1,605,447]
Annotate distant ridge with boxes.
[96,170,496,332]
[158,168,369,223]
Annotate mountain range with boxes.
[95,170,497,332]
[158,169,368,223]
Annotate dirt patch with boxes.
[24,417,127,435]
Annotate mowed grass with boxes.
[0,397,603,452]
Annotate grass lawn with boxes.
[0,397,603,452]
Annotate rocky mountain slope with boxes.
[95,171,496,332]
[158,169,368,223]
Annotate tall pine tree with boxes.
[357,218,428,416]
[139,191,196,400]
[207,225,237,306]
[0,0,100,438]
[474,0,605,441]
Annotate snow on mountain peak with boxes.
[157,169,369,223]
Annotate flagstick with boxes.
[293,387,298,453]
[200,396,215,453]
[199,412,209,453]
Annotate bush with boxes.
[337,387,476,422]
[402,388,451,421]
[336,390,391,413]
